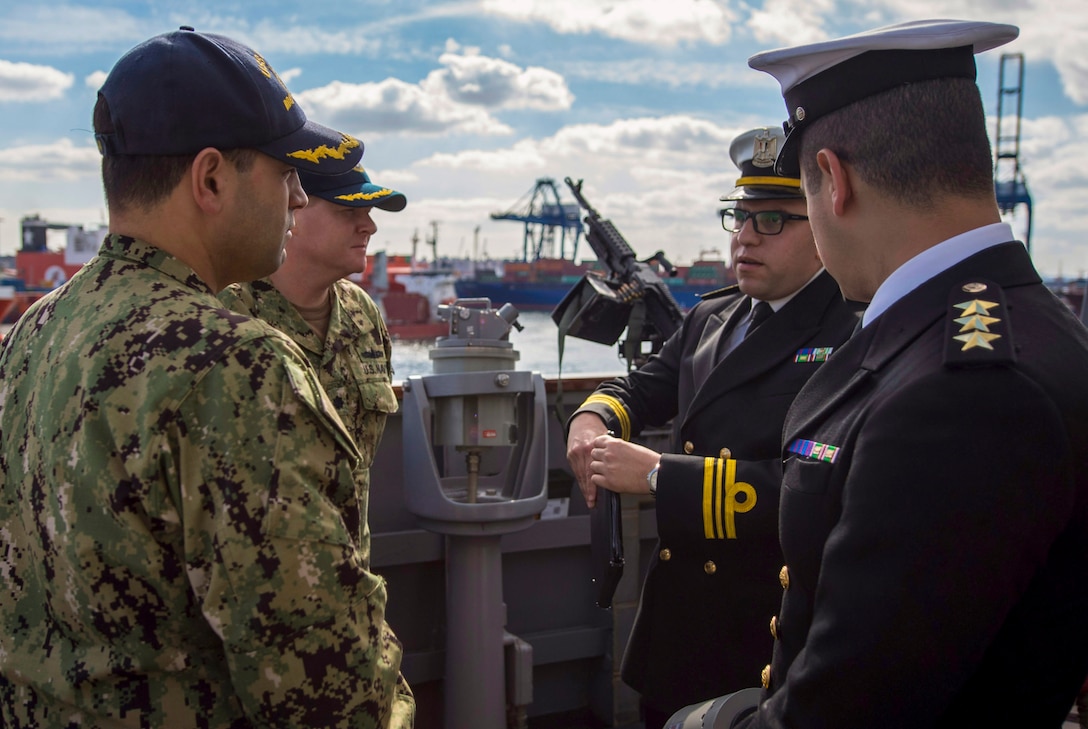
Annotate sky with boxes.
[0,0,1085,279]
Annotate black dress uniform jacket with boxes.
[740,242,1088,728]
[573,270,861,714]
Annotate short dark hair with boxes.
[93,93,257,213]
[798,77,995,207]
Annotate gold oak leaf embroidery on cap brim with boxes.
[336,189,393,202]
[289,136,361,164]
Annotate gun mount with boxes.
[551,177,685,370]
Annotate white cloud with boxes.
[481,0,735,46]
[296,48,572,136]
[0,139,100,182]
[1011,113,1088,273]
[84,70,108,90]
[296,77,513,136]
[0,60,73,102]
[0,5,148,53]
[1029,11,1088,105]
[241,21,386,56]
[747,0,838,47]
[417,115,736,171]
[420,138,551,172]
[561,58,774,90]
[771,0,1088,106]
[424,50,573,110]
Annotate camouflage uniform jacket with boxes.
[217,278,411,722]
[0,235,410,728]
[218,277,399,502]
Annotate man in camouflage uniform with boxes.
[218,165,410,709]
[219,164,405,471]
[0,28,413,728]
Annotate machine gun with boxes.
[552,177,685,370]
[551,179,688,611]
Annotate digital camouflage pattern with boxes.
[217,277,398,497]
[0,235,410,728]
[218,276,412,723]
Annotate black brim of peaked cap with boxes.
[258,119,364,176]
[772,46,977,177]
[297,166,408,211]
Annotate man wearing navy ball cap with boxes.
[667,18,1088,729]
[0,28,414,728]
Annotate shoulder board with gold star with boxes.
[944,279,1016,368]
[699,284,741,300]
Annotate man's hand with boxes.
[589,435,661,498]
[566,413,608,508]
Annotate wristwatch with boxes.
[647,463,660,497]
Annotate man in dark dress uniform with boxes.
[565,127,861,727]
[669,19,1088,729]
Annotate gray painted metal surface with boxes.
[371,373,669,728]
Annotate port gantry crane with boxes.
[994,52,1033,253]
[490,178,584,262]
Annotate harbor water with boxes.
[1,310,629,382]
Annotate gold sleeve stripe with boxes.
[701,458,759,540]
[725,459,757,540]
[714,458,726,541]
[580,394,631,441]
[702,457,716,539]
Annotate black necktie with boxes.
[745,300,773,338]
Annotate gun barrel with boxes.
[563,177,594,216]
[557,175,685,351]
[564,178,638,275]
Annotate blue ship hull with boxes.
[455,279,714,312]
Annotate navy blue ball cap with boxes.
[748,19,1019,177]
[94,27,362,175]
[297,165,407,212]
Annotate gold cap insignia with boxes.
[752,130,777,168]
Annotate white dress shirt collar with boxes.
[862,223,1015,327]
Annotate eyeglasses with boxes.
[721,208,809,235]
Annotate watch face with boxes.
[649,467,659,491]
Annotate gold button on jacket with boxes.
[779,565,790,589]
[761,664,771,689]
[683,441,695,454]
[703,560,717,575]
[770,615,778,639]
[659,548,672,561]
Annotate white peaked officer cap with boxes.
[720,127,804,202]
[747,19,1019,176]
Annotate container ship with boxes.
[454,250,734,312]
